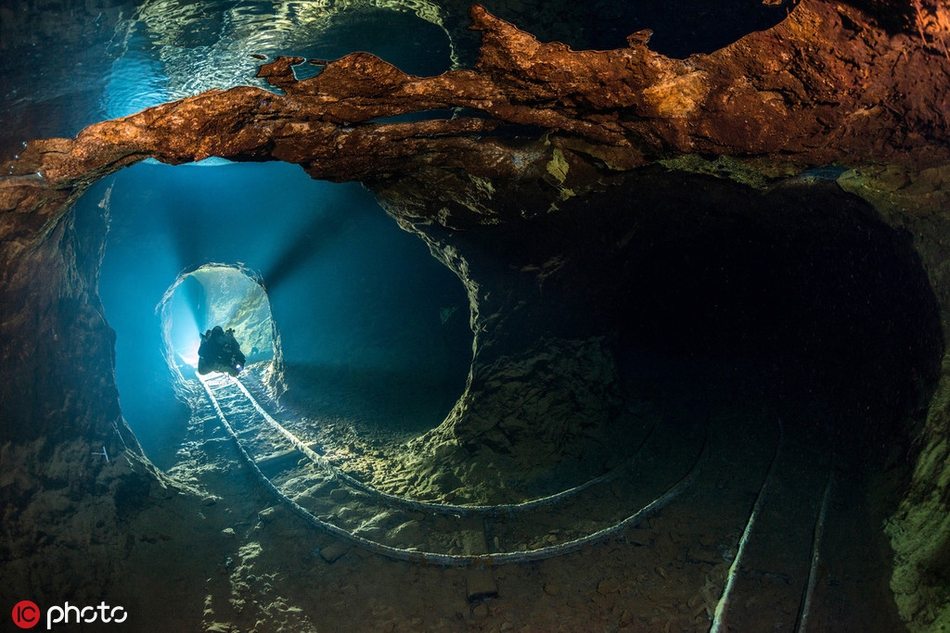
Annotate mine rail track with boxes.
[193,371,859,628]
[196,372,709,566]
[702,419,837,633]
[190,371,870,628]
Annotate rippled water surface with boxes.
[102,0,458,119]
[1,0,463,157]
[1,0,785,159]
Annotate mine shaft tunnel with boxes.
[86,160,473,470]
[442,166,945,475]
[600,170,944,460]
[618,170,943,436]
[569,168,946,631]
[84,159,944,488]
[159,263,280,384]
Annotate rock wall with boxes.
[888,352,950,628]
[0,177,177,609]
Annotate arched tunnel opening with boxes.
[423,167,943,481]
[158,263,280,383]
[602,171,944,461]
[79,160,473,471]
[477,167,944,487]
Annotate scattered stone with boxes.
[465,569,498,602]
[352,525,385,540]
[329,488,348,502]
[472,603,489,618]
[388,520,424,546]
[459,518,489,555]
[257,506,281,523]
[466,568,499,602]
[597,577,621,595]
[543,583,560,596]
[319,541,349,563]
[221,527,236,539]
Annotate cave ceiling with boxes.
[4,0,949,201]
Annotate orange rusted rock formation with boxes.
[7,1,950,190]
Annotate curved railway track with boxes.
[192,370,857,629]
[197,372,708,566]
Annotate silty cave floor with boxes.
[132,353,905,632]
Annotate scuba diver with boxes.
[197,325,246,376]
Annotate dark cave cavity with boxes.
[476,0,788,59]
[598,170,944,458]
[458,167,942,472]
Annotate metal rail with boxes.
[228,374,658,517]
[197,372,708,567]
[796,470,835,633]
[709,418,785,633]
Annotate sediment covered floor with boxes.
[152,352,905,632]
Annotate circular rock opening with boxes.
[607,173,943,457]
[84,160,472,470]
[158,263,280,386]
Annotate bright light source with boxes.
[159,263,278,386]
[178,339,201,368]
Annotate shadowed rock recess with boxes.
[4,0,950,630]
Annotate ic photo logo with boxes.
[11,600,128,630]
[11,601,39,629]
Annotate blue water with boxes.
[78,161,471,467]
[6,0,786,466]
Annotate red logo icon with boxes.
[12,601,39,629]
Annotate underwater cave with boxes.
[5,0,950,632]
[608,170,944,450]
[80,159,472,470]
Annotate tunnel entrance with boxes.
[158,263,279,386]
[435,167,943,481]
[80,159,472,471]
[600,171,944,459]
